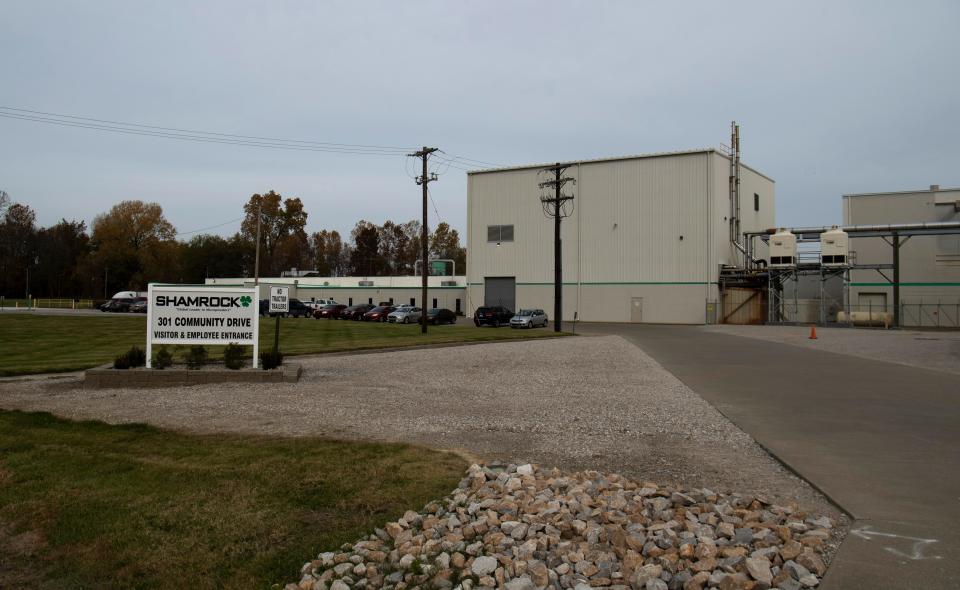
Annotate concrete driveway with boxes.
[579,323,960,590]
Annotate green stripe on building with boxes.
[850,282,960,287]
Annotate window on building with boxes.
[754,193,760,212]
[348,297,353,306]
[487,224,515,243]
[936,235,960,266]
[455,298,461,313]
[389,297,393,304]
[410,297,415,306]
[432,298,437,309]
[368,297,373,305]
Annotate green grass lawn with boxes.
[0,410,466,590]
[0,314,566,376]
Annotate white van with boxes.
[305,297,339,310]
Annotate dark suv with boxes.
[473,306,514,327]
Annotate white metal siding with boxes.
[845,191,960,306]
[467,150,776,324]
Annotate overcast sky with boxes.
[2,1,957,239]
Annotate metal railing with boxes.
[832,302,960,329]
[0,298,97,309]
[901,301,960,329]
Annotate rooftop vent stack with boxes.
[729,121,743,262]
[769,229,797,268]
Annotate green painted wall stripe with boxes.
[469,281,711,286]
[152,283,245,287]
[851,282,960,287]
[289,285,464,290]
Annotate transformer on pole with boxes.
[538,163,576,332]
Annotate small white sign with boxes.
[269,287,289,314]
[146,285,259,368]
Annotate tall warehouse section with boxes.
[844,185,960,322]
[466,149,775,324]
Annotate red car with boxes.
[314,304,347,319]
[362,305,396,322]
[340,304,374,320]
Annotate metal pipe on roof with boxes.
[745,221,960,237]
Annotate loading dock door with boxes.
[484,277,516,311]
[858,292,887,313]
[630,297,643,323]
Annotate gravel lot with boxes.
[707,324,960,375]
[0,335,840,519]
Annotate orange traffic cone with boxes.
[809,324,818,340]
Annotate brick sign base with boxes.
[84,364,302,389]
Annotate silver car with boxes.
[510,309,548,328]
[388,306,422,324]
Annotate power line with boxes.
[0,111,409,155]
[433,151,496,170]
[436,151,501,167]
[0,106,413,152]
[176,216,245,237]
[0,105,502,169]
[427,185,441,221]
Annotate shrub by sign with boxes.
[146,285,260,368]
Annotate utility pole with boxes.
[253,198,263,289]
[539,163,576,333]
[408,146,439,334]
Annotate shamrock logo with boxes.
[240,296,252,307]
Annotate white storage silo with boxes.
[820,226,849,266]
[769,229,797,268]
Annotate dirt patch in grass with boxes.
[0,410,466,589]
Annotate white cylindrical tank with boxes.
[769,229,797,268]
[837,310,891,327]
[821,226,849,266]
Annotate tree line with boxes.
[0,190,466,300]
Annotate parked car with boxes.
[473,306,514,327]
[388,306,422,324]
[129,298,148,313]
[100,296,144,313]
[363,305,396,322]
[99,291,144,311]
[510,309,548,329]
[340,304,374,320]
[285,299,313,318]
[314,303,347,319]
[426,308,457,325]
[304,298,339,311]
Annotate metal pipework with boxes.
[747,221,960,237]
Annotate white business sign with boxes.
[146,285,259,368]
[269,286,289,314]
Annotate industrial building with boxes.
[466,147,774,324]
[845,185,960,325]
[202,126,958,328]
[204,275,469,313]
